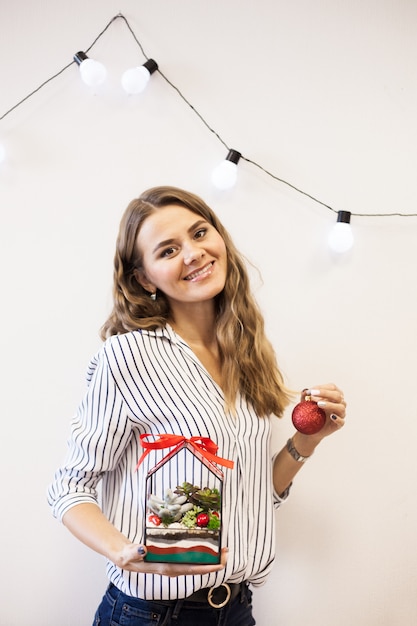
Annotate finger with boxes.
[130,543,148,562]
[118,543,148,569]
[317,401,346,421]
[301,388,309,401]
[219,546,229,567]
[308,385,345,406]
[137,545,147,559]
[330,413,346,428]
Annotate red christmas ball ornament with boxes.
[292,399,326,435]
[196,513,210,527]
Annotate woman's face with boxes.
[135,204,227,308]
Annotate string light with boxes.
[73,51,107,87]
[211,149,241,190]
[121,58,158,94]
[328,211,354,254]
[1,13,417,220]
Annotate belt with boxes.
[107,581,245,611]
[186,582,245,609]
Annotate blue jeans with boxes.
[93,582,256,626]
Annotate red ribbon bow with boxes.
[136,433,234,471]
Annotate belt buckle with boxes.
[207,583,232,609]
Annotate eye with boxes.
[160,246,177,258]
[194,227,207,239]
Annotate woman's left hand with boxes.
[273,383,347,493]
[300,383,346,442]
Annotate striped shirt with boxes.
[48,325,289,599]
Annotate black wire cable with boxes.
[0,62,74,122]
[0,14,121,122]
[242,156,338,214]
[117,13,229,151]
[85,14,121,54]
[1,13,416,218]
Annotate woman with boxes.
[48,186,346,626]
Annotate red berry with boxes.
[292,400,326,435]
[196,513,210,527]
[149,514,162,526]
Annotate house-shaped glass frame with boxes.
[144,440,224,564]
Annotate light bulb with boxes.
[74,51,107,87]
[211,149,241,190]
[328,211,354,253]
[121,59,158,95]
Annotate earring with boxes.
[150,291,157,301]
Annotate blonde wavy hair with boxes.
[101,186,292,417]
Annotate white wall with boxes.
[1,1,416,624]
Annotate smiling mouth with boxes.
[184,262,214,281]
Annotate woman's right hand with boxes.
[63,504,227,578]
[116,543,228,577]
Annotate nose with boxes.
[183,241,204,265]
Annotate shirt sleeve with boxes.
[47,346,133,521]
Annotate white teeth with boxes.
[185,262,213,280]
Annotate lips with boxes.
[184,261,214,281]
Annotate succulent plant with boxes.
[147,490,193,526]
[174,482,221,511]
[147,483,221,529]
